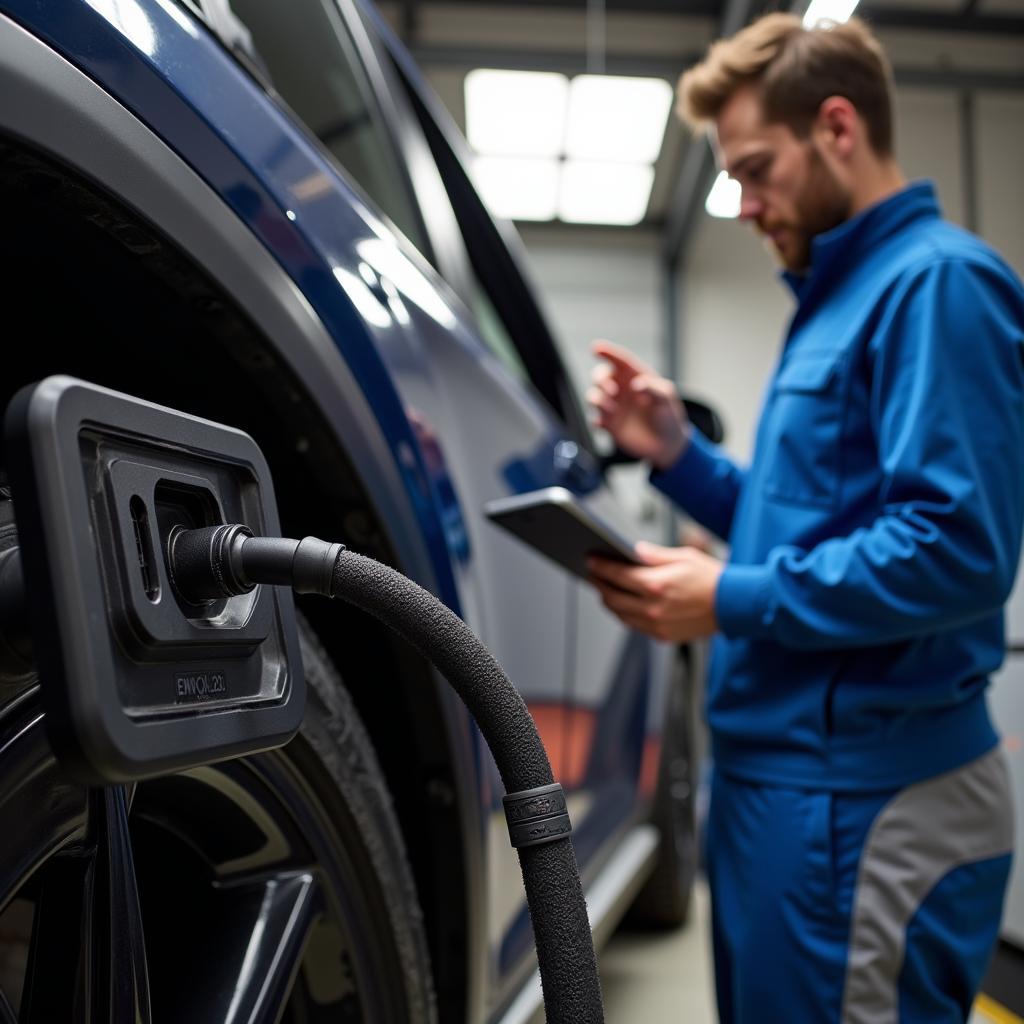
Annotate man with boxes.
[587,13,1023,1023]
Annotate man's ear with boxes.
[814,95,858,159]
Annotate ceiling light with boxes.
[472,157,560,221]
[705,171,742,219]
[803,0,861,27]
[465,69,569,158]
[558,161,655,225]
[564,75,674,163]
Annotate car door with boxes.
[355,0,674,934]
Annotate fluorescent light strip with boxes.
[564,75,673,164]
[465,69,569,158]
[559,161,655,226]
[803,0,861,26]
[465,70,672,224]
[472,157,560,221]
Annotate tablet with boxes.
[483,487,641,581]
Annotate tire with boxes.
[281,620,439,1022]
[0,614,438,1023]
[624,657,698,929]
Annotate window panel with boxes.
[228,0,429,255]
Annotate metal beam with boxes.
[661,0,763,263]
[411,45,695,78]
[895,67,1024,91]
[859,5,1024,35]
[408,0,1024,34]
[660,0,764,395]
[411,0,720,12]
[413,43,1024,93]
[662,250,682,377]
[400,0,419,44]
[662,140,716,262]
[960,90,978,233]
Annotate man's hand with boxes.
[587,541,723,643]
[588,340,690,471]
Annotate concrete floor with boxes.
[599,880,716,1023]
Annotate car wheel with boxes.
[625,658,698,929]
[0,613,437,1022]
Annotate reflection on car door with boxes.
[359,0,668,917]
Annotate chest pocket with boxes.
[762,354,847,509]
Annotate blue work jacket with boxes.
[654,181,1024,790]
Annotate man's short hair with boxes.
[678,13,895,155]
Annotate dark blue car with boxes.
[0,1,697,1020]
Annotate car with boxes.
[0,1,699,1020]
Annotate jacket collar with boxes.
[781,180,941,303]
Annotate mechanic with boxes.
[586,13,1024,1023]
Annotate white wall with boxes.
[678,218,791,462]
[976,93,1024,273]
[516,225,664,397]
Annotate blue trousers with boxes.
[705,749,1014,1023]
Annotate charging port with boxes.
[5,376,303,782]
[154,480,219,538]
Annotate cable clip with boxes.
[503,782,572,849]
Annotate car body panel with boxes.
[0,0,672,1016]
[363,0,671,900]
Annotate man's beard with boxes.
[764,146,851,273]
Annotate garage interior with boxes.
[373,1,1024,1020]
[0,0,1020,1019]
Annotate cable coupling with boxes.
[503,782,573,849]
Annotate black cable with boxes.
[169,525,604,1023]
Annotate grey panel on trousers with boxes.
[841,748,1014,1024]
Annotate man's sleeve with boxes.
[650,428,747,541]
[716,259,1024,650]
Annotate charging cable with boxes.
[168,524,604,1023]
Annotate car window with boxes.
[347,7,594,450]
[390,67,596,452]
[462,265,532,385]
[227,0,430,257]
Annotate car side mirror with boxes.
[682,395,725,445]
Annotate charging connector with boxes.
[167,524,605,1023]
[167,524,343,602]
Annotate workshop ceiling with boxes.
[375,0,1024,230]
